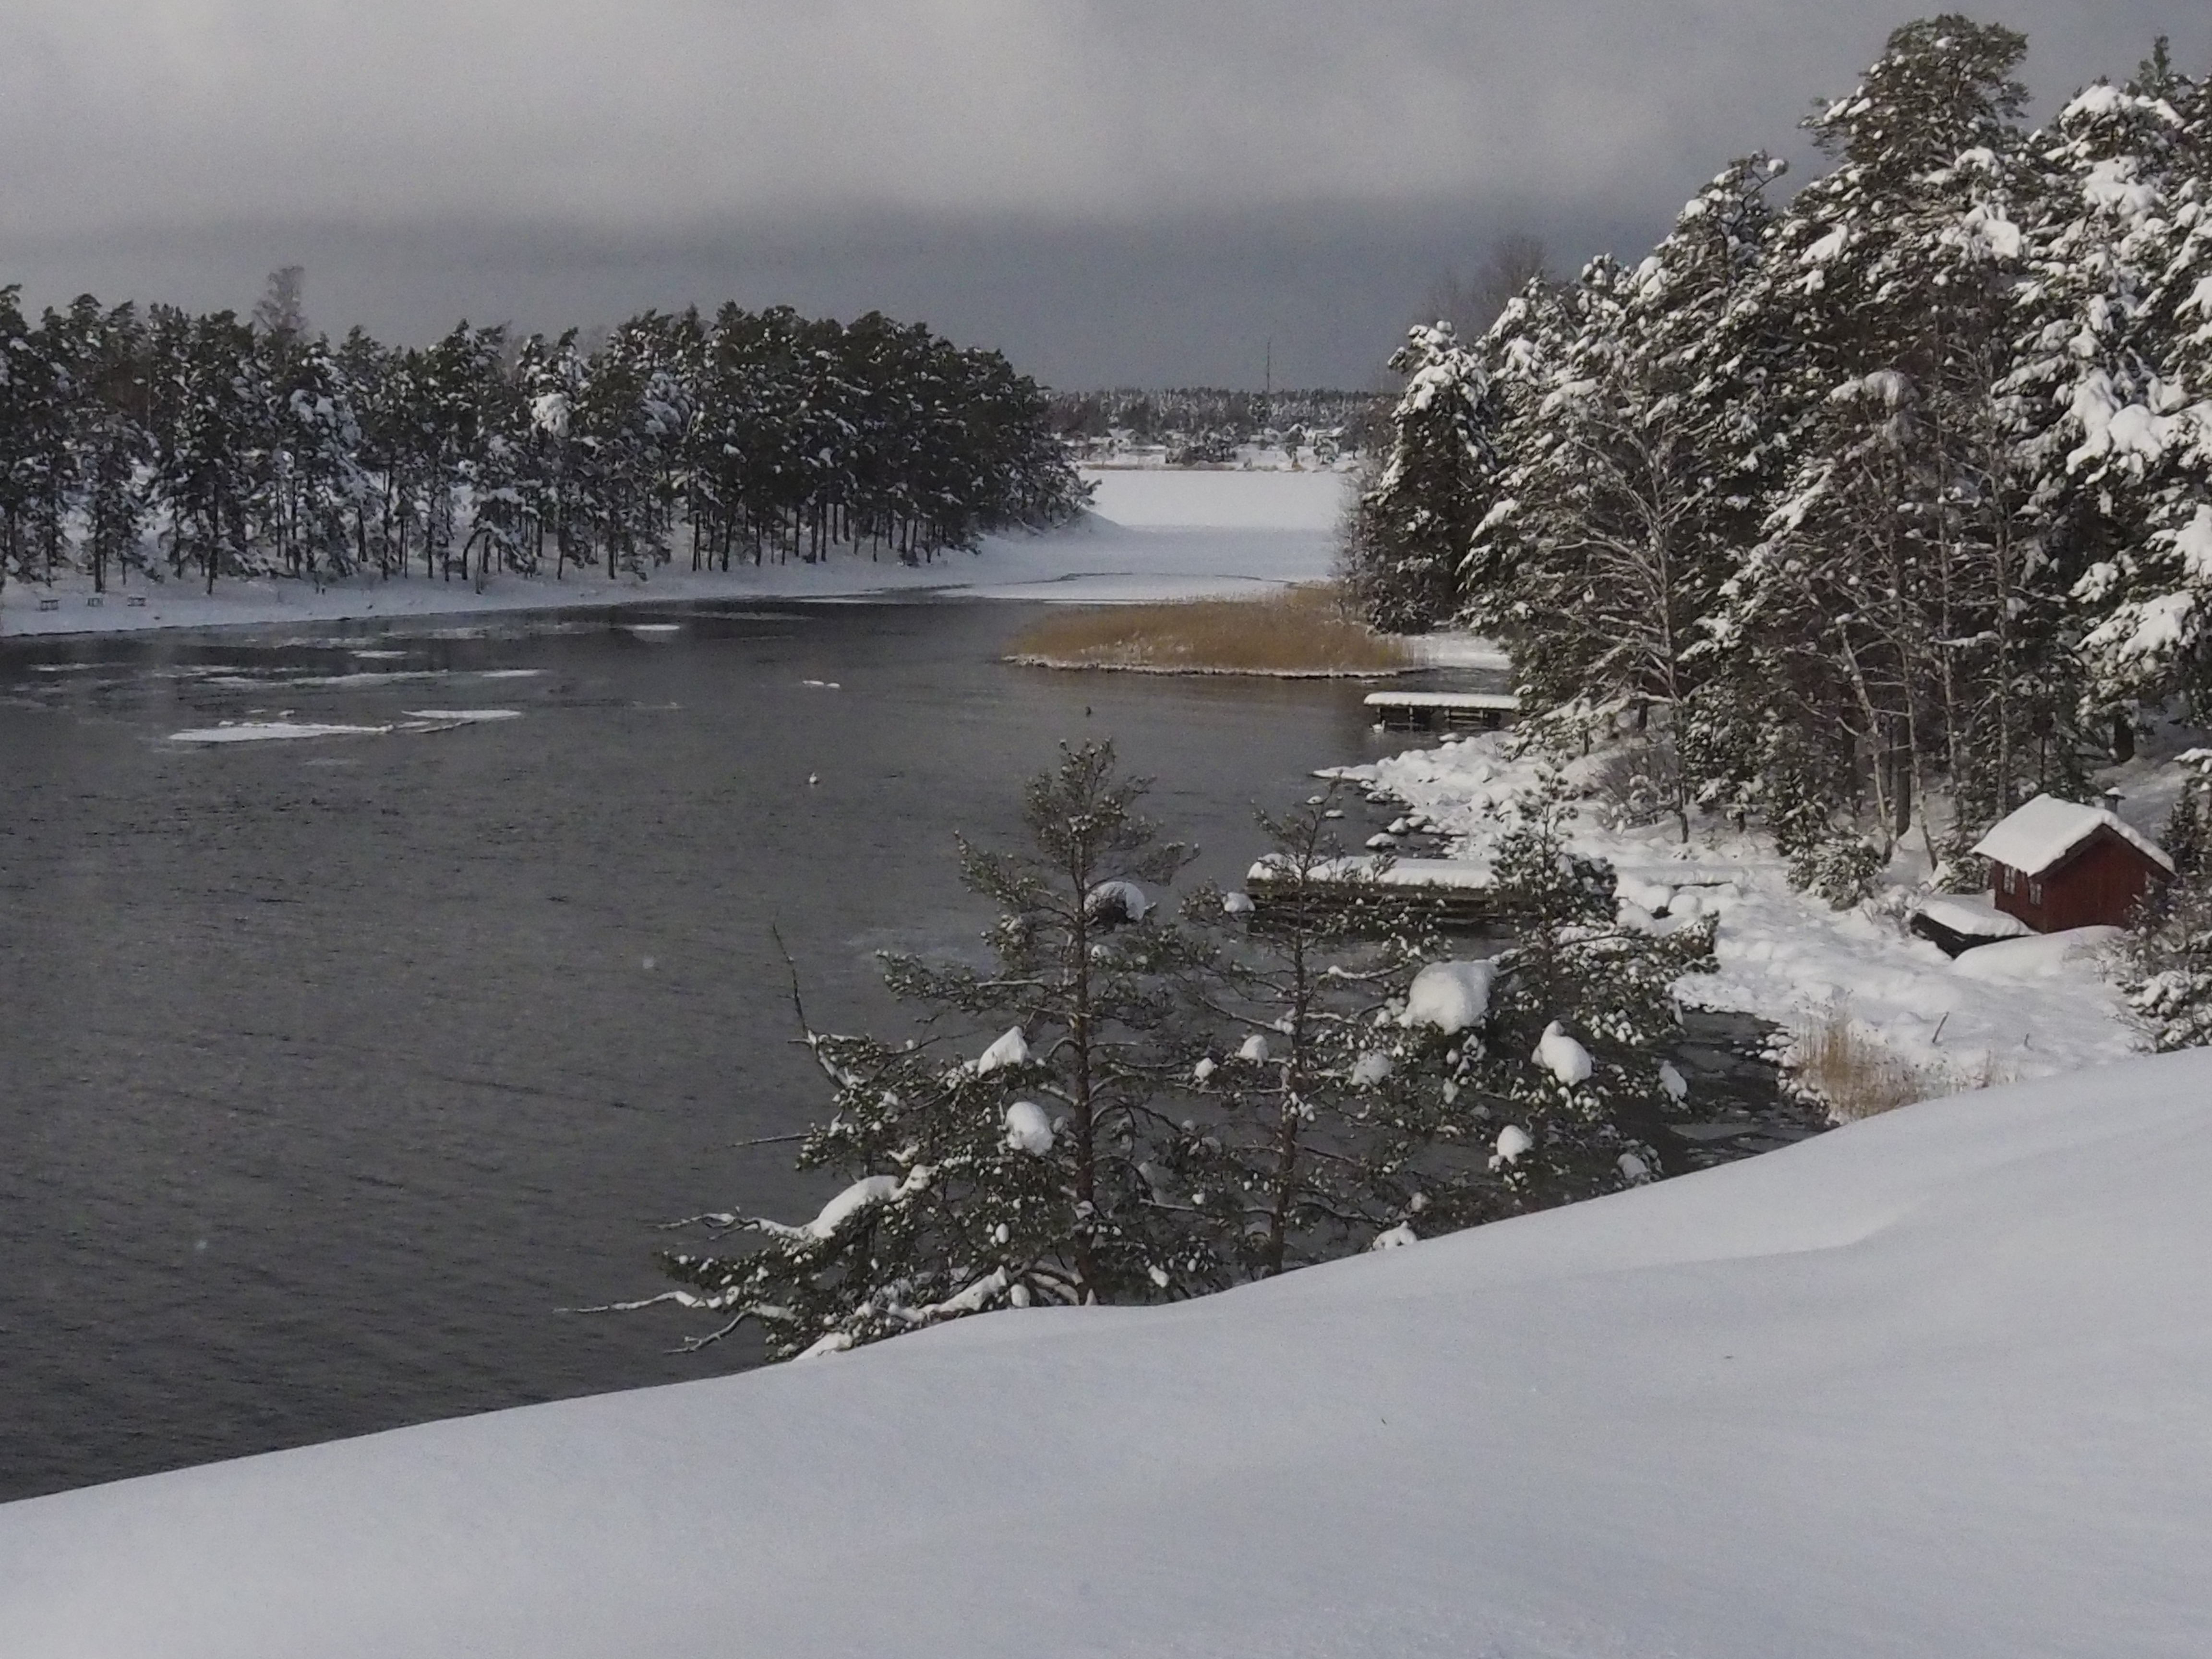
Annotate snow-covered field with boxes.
[1334,734,2145,1088]
[0,469,1348,639]
[5,1052,2206,1658]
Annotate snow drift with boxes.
[4,1053,2209,1658]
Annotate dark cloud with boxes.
[3,2,2205,386]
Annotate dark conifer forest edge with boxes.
[0,294,1089,597]
[1345,15,2212,899]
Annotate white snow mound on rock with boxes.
[1349,1052,1393,1087]
[1399,960,1494,1033]
[1003,1102,1054,1156]
[973,1026,1030,1075]
[1534,1021,1593,1086]
[1085,880,1151,924]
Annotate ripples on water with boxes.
[0,599,1444,1500]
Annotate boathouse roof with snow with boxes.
[1970,793,2172,933]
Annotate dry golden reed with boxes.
[1006,585,1414,676]
[1794,1007,1933,1121]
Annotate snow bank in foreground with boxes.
[3,1056,2207,1657]
[0,471,1347,638]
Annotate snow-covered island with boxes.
[0,468,1350,637]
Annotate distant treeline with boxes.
[0,289,1088,596]
[1050,387,1387,464]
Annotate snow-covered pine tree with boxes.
[2123,818,2212,1048]
[72,301,154,594]
[1169,787,1459,1273]
[258,328,366,584]
[616,742,1217,1358]
[14,298,86,591]
[1438,775,1718,1210]
[1725,16,2042,860]
[1342,320,1495,632]
[1473,158,1789,838]
[146,306,267,595]
[1647,156,1800,825]
[1457,277,1573,635]
[0,286,36,596]
[2059,62,2212,724]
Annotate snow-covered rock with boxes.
[1348,1052,1393,1087]
[1952,927,2125,983]
[1399,960,1495,1034]
[973,1026,1030,1075]
[1084,880,1152,925]
[1534,1021,1593,1086]
[1003,1102,1054,1157]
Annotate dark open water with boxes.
[0,598,1440,1502]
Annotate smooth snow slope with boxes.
[6,1055,2208,1658]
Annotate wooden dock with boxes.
[1363,690,1518,732]
[1244,856,1503,932]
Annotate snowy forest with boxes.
[1346,16,2212,895]
[1052,386,1384,465]
[0,288,1088,597]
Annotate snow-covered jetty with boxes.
[1363,690,1519,732]
[1244,854,1499,929]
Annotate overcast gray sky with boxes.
[3,2,2206,388]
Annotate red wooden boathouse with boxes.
[1970,794,2173,933]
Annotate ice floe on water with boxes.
[168,721,395,744]
[169,710,524,743]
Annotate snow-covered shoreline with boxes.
[1331,732,2147,1094]
[0,469,1352,641]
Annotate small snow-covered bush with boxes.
[1789,835,1886,910]
[1587,737,1686,835]
[2123,877,2212,1051]
[2159,786,2206,880]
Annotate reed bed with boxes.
[1792,1007,1935,1121]
[1007,585,1414,677]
